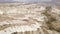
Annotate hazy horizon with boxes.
[0,0,60,6]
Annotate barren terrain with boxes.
[0,3,60,34]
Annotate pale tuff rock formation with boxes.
[0,3,46,34]
[0,3,60,34]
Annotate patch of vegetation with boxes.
[43,6,60,32]
[55,28,60,32]
[12,32,17,34]
[43,6,52,16]
[43,6,56,22]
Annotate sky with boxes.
[0,0,52,2]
